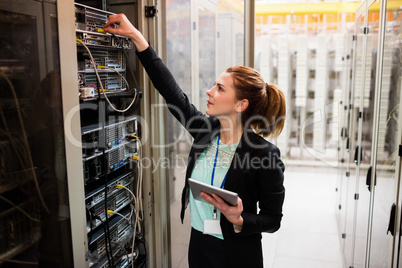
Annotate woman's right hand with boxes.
[104,14,149,52]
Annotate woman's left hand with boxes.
[200,192,244,226]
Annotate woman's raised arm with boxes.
[104,14,212,137]
[104,14,149,52]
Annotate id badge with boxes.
[203,219,222,235]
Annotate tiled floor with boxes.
[169,165,343,268]
[262,166,343,268]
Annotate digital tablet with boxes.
[188,178,239,206]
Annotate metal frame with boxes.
[149,0,171,267]
[349,1,368,267]
[57,0,88,267]
[245,0,255,68]
[340,23,357,268]
[43,2,58,72]
[394,63,402,268]
[135,1,156,267]
[136,0,171,267]
[190,0,219,110]
[365,0,387,266]
[391,2,402,265]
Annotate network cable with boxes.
[0,72,50,213]
[102,168,114,266]
[0,129,27,174]
[0,195,41,223]
[111,241,129,263]
[87,207,94,245]
[116,135,143,268]
[90,212,113,267]
[116,184,136,203]
[127,134,143,268]
[119,35,141,98]
[3,259,39,265]
[386,104,399,124]
[107,208,133,221]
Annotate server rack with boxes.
[0,0,149,267]
[73,3,145,267]
[337,1,402,267]
[0,1,75,266]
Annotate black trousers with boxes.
[188,228,231,268]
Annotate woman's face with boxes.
[205,72,239,117]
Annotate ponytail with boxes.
[225,66,286,138]
[261,83,286,138]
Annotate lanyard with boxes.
[211,132,228,218]
[211,133,228,189]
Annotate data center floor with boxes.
[262,165,343,268]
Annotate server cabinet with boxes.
[341,4,368,266]
[60,0,162,266]
[0,0,74,266]
[73,2,145,267]
[338,0,402,267]
[337,22,356,268]
[0,0,150,267]
[364,1,400,267]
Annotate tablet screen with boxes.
[188,178,238,206]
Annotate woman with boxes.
[104,14,286,268]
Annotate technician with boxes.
[104,14,286,268]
